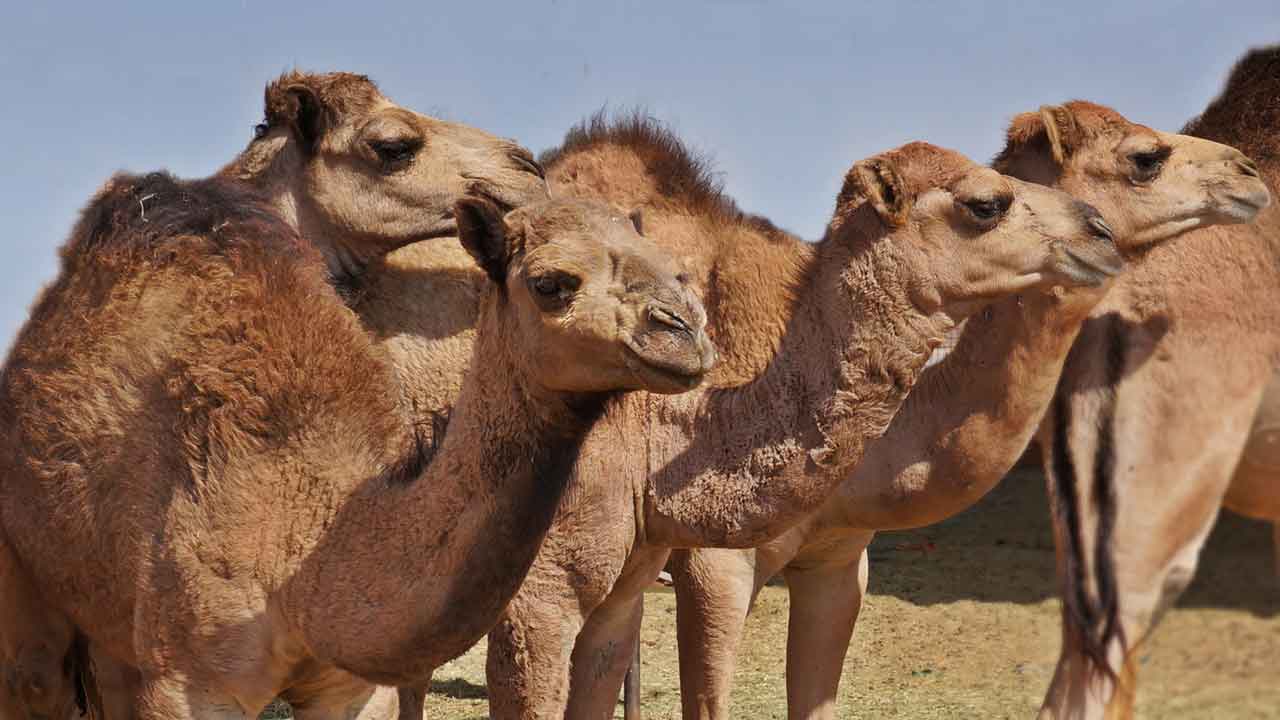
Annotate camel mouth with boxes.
[1054,244,1126,286]
[1219,189,1271,221]
[621,341,709,394]
[1058,246,1124,287]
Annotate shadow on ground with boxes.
[870,467,1278,617]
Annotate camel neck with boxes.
[833,286,1105,530]
[642,222,949,547]
[285,292,606,684]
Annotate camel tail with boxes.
[1046,316,1128,681]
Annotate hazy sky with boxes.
[3,2,1277,348]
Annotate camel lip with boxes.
[1061,247,1123,286]
[1224,191,1270,217]
[621,342,708,392]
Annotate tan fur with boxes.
[464,117,1118,719]
[665,92,1270,720]
[1005,49,1280,720]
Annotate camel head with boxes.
[993,101,1270,251]
[222,71,549,277]
[833,142,1123,319]
[455,197,717,395]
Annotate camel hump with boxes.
[1183,44,1280,160]
[64,171,300,265]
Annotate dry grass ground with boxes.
[265,467,1279,719]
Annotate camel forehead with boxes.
[520,204,677,277]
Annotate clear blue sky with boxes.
[3,2,1277,349]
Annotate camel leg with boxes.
[485,596,585,719]
[623,629,641,720]
[670,548,759,720]
[0,539,79,720]
[782,545,870,720]
[395,682,428,720]
[564,594,645,719]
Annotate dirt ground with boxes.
[267,467,1279,719]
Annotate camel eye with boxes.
[961,197,1010,226]
[1129,149,1169,182]
[533,276,560,296]
[367,137,423,172]
[527,272,581,311]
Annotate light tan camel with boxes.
[1019,47,1280,719]
[0,70,552,720]
[0,175,715,720]
[667,100,1269,720]
[465,120,1125,719]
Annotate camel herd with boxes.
[0,44,1274,720]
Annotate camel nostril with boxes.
[648,305,693,335]
[1237,158,1261,179]
[1088,216,1115,243]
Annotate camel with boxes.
[457,119,1129,719]
[0,175,718,720]
[666,99,1270,720]
[1019,46,1280,719]
[0,70,607,719]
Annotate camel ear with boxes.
[1038,104,1082,165]
[456,197,510,284]
[842,158,910,227]
[278,83,327,153]
[627,208,645,235]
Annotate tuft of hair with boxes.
[261,70,383,135]
[1183,44,1280,166]
[539,109,785,238]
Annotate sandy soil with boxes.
[268,467,1279,719]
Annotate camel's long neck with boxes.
[833,287,1106,530]
[644,221,949,547]
[287,294,603,683]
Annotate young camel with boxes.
[1016,47,1280,719]
[0,176,715,720]
[668,101,1269,720]
[0,70,552,720]
[468,121,1121,719]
